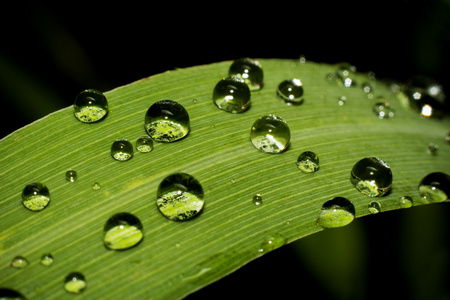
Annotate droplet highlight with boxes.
[73,89,108,123]
[351,157,392,197]
[297,151,319,173]
[212,77,251,113]
[317,197,355,228]
[64,272,87,294]
[277,79,304,106]
[418,172,450,203]
[103,212,144,250]
[252,194,263,206]
[144,100,190,142]
[10,256,28,269]
[22,182,50,211]
[111,139,133,161]
[136,135,154,153]
[157,173,204,221]
[250,114,290,154]
[65,169,78,182]
[228,58,263,91]
[40,253,54,266]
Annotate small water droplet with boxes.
[40,253,54,266]
[427,143,439,155]
[10,256,28,269]
[0,288,26,299]
[299,55,306,64]
[398,196,413,208]
[250,114,290,154]
[73,89,108,123]
[212,77,251,113]
[418,172,450,203]
[258,233,287,253]
[103,212,144,250]
[373,102,395,119]
[65,169,78,182]
[64,272,87,294]
[351,157,392,197]
[22,182,50,211]
[92,182,101,190]
[136,135,154,153]
[362,82,374,94]
[277,79,304,106]
[336,63,357,87]
[338,95,347,106]
[403,75,446,118]
[157,173,205,221]
[297,151,319,173]
[228,58,263,91]
[317,197,355,228]
[368,201,381,214]
[144,100,190,142]
[252,194,263,206]
[111,139,133,161]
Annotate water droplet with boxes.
[10,256,28,269]
[252,194,263,206]
[398,196,413,208]
[337,96,347,106]
[446,132,450,144]
[297,151,319,173]
[427,143,439,155]
[0,288,26,299]
[103,212,144,250]
[418,172,450,203]
[351,157,392,197]
[92,182,101,190]
[228,58,263,91]
[135,135,154,153]
[299,55,306,64]
[250,114,290,154]
[157,173,204,221]
[65,169,77,182]
[40,253,54,266]
[258,233,287,253]
[362,82,374,94]
[144,100,190,142]
[64,272,87,294]
[317,197,355,228]
[212,77,251,113]
[403,75,446,118]
[22,182,50,211]
[336,63,357,87]
[111,139,133,161]
[368,201,381,214]
[373,102,395,119]
[73,89,108,123]
[277,79,304,106]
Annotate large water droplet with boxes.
[228,58,263,91]
[277,79,304,106]
[73,89,108,123]
[157,173,205,221]
[144,100,190,142]
[252,194,263,206]
[111,139,133,161]
[250,114,290,154]
[258,233,287,253]
[373,102,395,119]
[351,157,392,197]
[212,77,251,113]
[297,151,319,173]
[40,253,54,266]
[398,196,413,208]
[418,172,450,203]
[103,212,144,250]
[317,197,355,228]
[65,169,78,182]
[368,201,381,214]
[64,272,87,294]
[22,182,50,211]
[10,256,28,269]
[135,135,154,153]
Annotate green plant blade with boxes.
[0,59,449,299]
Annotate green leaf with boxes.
[1,59,449,299]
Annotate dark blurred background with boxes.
[1,1,449,299]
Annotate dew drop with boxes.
[362,82,374,94]
[92,182,101,190]
[10,256,28,269]
[336,63,357,87]
[299,55,306,64]
[403,75,446,118]
[73,89,108,123]
[373,102,395,119]
[212,77,251,113]
[144,100,190,142]
[22,182,50,211]
[252,194,263,206]
[368,201,381,214]
[0,288,26,299]
[250,114,290,154]
[258,233,287,253]
[418,172,450,203]
[64,272,87,294]
[427,143,439,155]
[156,173,205,221]
[103,212,144,250]
[277,79,304,106]
[338,95,347,106]
[398,196,413,208]
[40,253,54,266]
[111,139,133,161]
[351,157,392,197]
[136,135,154,153]
[445,132,450,144]
[228,58,263,91]
[297,151,319,173]
[65,169,78,182]
[317,197,355,228]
